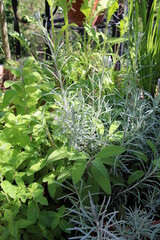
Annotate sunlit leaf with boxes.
[3,90,16,108]
[95,145,125,159]
[109,121,121,135]
[107,0,119,23]
[29,183,48,206]
[1,181,18,199]
[47,147,71,164]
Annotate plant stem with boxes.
[50,6,56,48]
[64,11,69,53]
[46,127,54,148]
[115,165,159,200]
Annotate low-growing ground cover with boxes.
[0,0,160,239]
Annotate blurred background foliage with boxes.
[0,0,45,63]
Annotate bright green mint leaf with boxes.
[27,158,46,176]
[24,72,42,85]
[29,183,48,206]
[93,118,104,135]
[57,169,71,182]
[4,80,16,88]
[15,175,25,188]
[26,89,42,107]
[80,0,91,19]
[14,152,32,169]
[43,173,55,182]
[1,181,18,199]
[23,56,36,67]
[0,142,12,152]
[7,65,21,77]
[3,90,16,108]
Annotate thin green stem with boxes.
[50,6,56,48]
[64,11,69,53]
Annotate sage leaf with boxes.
[91,160,111,194]
[128,170,145,185]
[95,145,125,159]
[47,147,71,164]
[48,180,56,199]
[72,159,87,184]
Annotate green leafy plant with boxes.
[128,0,160,95]
[0,57,71,239]
[0,0,160,238]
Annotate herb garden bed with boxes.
[0,0,160,239]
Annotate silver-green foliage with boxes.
[51,86,112,153]
[115,206,160,240]
[64,184,160,240]
[62,184,122,240]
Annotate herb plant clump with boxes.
[0,0,160,239]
